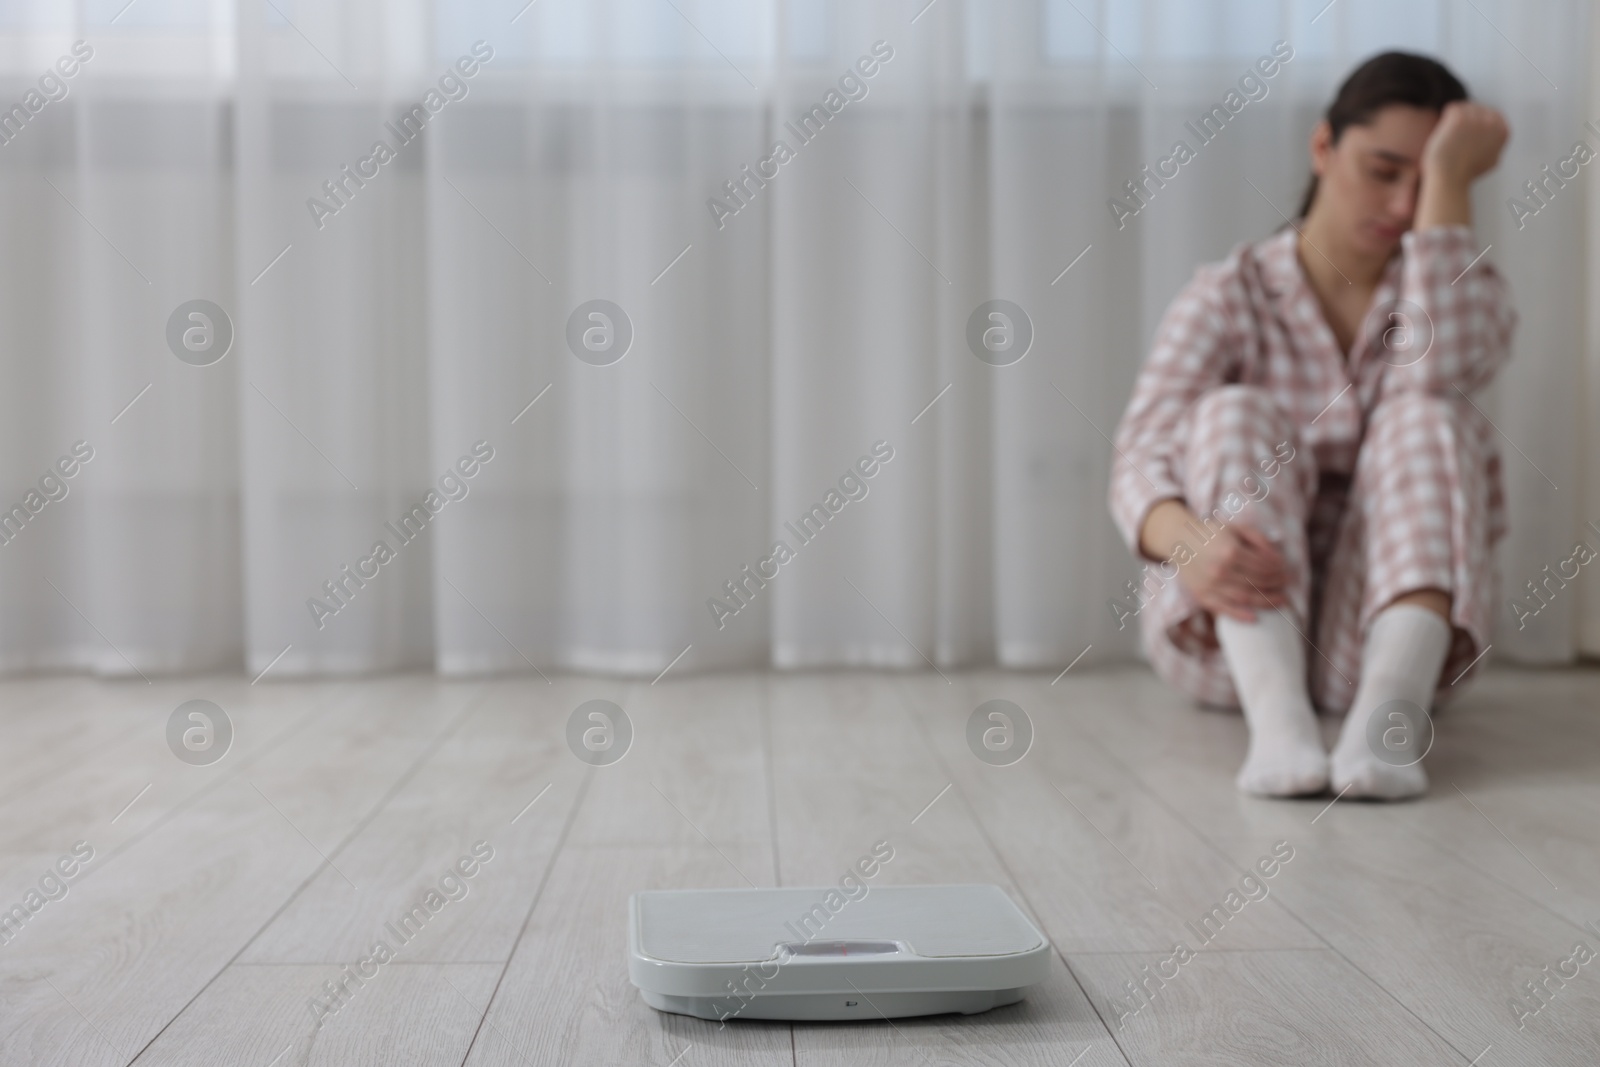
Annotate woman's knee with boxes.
[1365,391,1470,444]
[1185,385,1309,503]
[1187,387,1299,471]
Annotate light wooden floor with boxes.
[3,664,1599,1066]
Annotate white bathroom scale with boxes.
[628,884,1050,1021]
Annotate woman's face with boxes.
[1310,104,1443,257]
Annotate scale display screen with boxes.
[780,939,901,957]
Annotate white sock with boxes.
[1215,610,1329,797]
[1332,603,1452,799]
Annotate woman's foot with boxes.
[1330,741,1428,798]
[1216,610,1330,797]
[1237,720,1331,796]
[1330,602,1452,800]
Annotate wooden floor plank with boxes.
[565,676,775,859]
[1237,823,1600,1065]
[0,678,148,808]
[0,679,490,1067]
[128,962,502,1067]
[891,673,1323,955]
[1069,950,1467,1066]
[0,677,354,858]
[239,679,593,964]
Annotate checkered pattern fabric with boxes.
[1108,224,1514,713]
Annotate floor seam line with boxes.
[453,705,599,1067]
[122,681,499,1066]
[887,675,1137,1067]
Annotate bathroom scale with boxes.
[627,884,1051,1021]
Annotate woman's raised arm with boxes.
[1385,101,1515,398]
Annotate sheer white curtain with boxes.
[0,0,1589,678]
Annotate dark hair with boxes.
[1297,51,1468,217]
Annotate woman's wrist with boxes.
[1137,498,1194,562]
[1414,172,1473,230]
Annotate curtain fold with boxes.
[0,0,1589,678]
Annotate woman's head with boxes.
[1300,52,1468,255]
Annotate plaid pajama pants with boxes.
[1140,384,1496,715]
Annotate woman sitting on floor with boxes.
[1108,52,1513,800]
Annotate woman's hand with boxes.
[1415,101,1509,230]
[1421,101,1509,187]
[1138,498,1291,622]
[1182,522,1290,623]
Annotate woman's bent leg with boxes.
[1135,385,1324,795]
[1317,392,1496,798]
